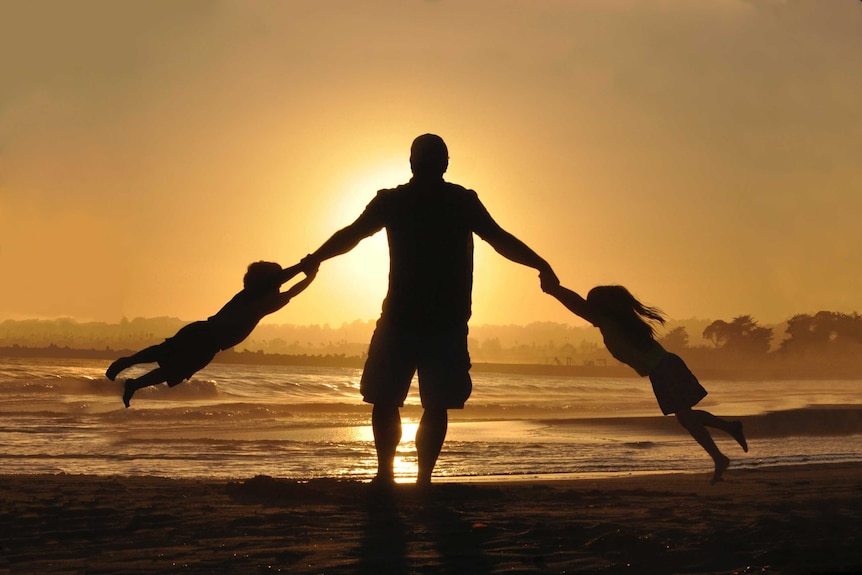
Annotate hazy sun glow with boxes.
[313,156,416,321]
[3,2,861,326]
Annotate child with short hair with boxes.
[547,283,748,483]
[107,261,316,407]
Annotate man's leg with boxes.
[416,408,448,486]
[372,404,402,483]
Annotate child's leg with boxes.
[675,407,729,483]
[691,410,748,452]
[123,368,168,408]
[106,345,163,381]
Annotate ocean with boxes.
[1,357,860,482]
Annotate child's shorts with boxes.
[648,353,707,415]
[157,321,219,386]
[360,320,472,410]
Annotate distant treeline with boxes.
[0,315,693,363]
[2,311,862,379]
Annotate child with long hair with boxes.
[107,261,316,407]
[547,283,747,482]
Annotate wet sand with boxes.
[1,462,860,574]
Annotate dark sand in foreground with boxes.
[1,463,860,574]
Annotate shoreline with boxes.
[2,457,859,485]
[2,458,857,485]
[2,462,861,574]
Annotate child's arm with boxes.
[284,267,316,299]
[270,267,318,311]
[277,263,304,286]
[547,284,599,326]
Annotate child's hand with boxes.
[299,256,320,280]
[299,254,319,275]
[539,267,560,294]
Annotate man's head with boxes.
[410,134,449,178]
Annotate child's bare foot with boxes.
[106,360,124,381]
[731,421,748,452]
[711,454,730,484]
[122,380,135,408]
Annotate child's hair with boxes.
[243,261,283,290]
[586,285,666,343]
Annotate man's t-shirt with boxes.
[356,178,499,332]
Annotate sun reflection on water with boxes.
[345,421,420,482]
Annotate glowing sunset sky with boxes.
[2,1,860,328]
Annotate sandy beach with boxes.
[1,462,860,574]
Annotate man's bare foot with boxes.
[122,380,135,408]
[711,454,730,484]
[415,476,433,496]
[731,421,748,452]
[369,473,396,489]
[367,474,396,500]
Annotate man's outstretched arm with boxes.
[481,225,559,291]
[300,214,381,272]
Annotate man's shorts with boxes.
[648,353,708,415]
[360,320,472,410]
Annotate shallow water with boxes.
[1,357,860,481]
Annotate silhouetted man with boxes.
[300,134,557,486]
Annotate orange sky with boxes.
[2,1,861,328]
